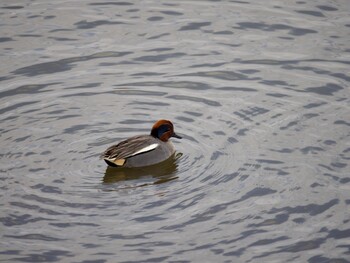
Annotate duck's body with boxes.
[101,120,181,168]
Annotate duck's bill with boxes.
[172,133,182,139]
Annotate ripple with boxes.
[0,101,40,115]
[179,22,211,31]
[295,10,325,17]
[167,94,222,107]
[234,22,318,36]
[1,0,349,262]
[11,52,132,76]
[89,2,134,6]
[133,52,186,62]
[75,20,126,29]
[305,83,344,96]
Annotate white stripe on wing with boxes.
[131,143,159,156]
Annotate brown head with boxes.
[150,119,182,142]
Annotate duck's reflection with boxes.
[103,153,182,185]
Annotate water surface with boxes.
[1,0,349,262]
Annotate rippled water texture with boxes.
[1,0,350,262]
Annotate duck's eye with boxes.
[157,125,170,137]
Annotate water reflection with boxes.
[103,153,182,186]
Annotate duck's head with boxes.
[150,119,182,142]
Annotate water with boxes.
[1,0,350,262]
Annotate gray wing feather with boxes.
[101,135,156,160]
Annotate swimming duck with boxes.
[101,119,182,168]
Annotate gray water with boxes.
[1,0,350,262]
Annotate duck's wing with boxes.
[101,135,159,161]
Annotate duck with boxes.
[101,119,182,168]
